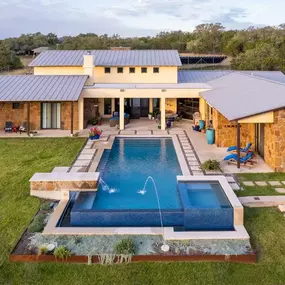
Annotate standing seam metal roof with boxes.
[0,75,88,102]
[29,50,182,67]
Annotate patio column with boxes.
[71,101,74,136]
[78,96,84,130]
[27,102,30,135]
[237,122,241,169]
[119,96,124,130]
[149,98,153,113]
[160,97,166,130]
[111,98,115,114]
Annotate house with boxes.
[0,49,285,171]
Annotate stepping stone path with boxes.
[177,131,203,176]
[275,188,285,193]
[69,140,96,173]
[243,181,255,186]
[255,181,268,186]
[269,181,282,186]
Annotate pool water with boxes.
[91,138,182,210]
[185,182,231,209]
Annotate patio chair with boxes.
[4,121,13,132]
[19,121,27,134]
[224,151,256,167]
[227,142,252,153]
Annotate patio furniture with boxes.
[109,117,119,127]
[4,121,13,132]
[19,121,27,134]
[109,113,130,127]
[224,151,256,167]
[227,142,252,154]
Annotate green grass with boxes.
[236,186,284,197]
[1,139,285,285]
[237,173,285,182]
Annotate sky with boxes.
[0,0,284,39]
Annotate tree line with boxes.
[0,23,285,72]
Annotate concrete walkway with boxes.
[239,196,285,207]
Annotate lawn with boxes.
[1,138,285,285]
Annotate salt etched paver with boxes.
[186,154,196,158]
[183,146,192,150]
[255,181,268,186]
[187,157,198,162]
[153,130,168,135]
[69,167,82,173]
[52,167,69,173]
[269,181,282,186]
[226,176,235,183]
[230,183,240,190]
[282,181,285,186]
[77,154,94,160]
[73,160,90,167]
[136,130,152,135]
[275,188,285,193]
[189,161,200,166]
[190,166,200,171]
[243,181,255,186]
[81,149,96,154]
[192,171,204,176]
[120,130,136,135]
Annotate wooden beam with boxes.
[27,102,30,135]
[71,101,74,136]
[237,122,241,169]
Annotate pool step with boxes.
[73,191,97,210]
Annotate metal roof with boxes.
[29,50,182,67]
[85,83,210,89]
[0,75,88,102]
[178,70,233,83]
[199,72,285,121]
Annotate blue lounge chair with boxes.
[227,142,252,153]
[224,151,256,166]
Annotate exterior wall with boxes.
[34,66,178,83]
[165,98,177,113]
[264,110,285,171]
[0,102,41,130]
[61,102,78,130]
[212,109,255,148]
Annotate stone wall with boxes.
[0,102,41,130]
[0,101,78,131]
[212,109,255,148]
[264,110,285,171]
[61,102,79,130]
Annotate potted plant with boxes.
[91,118,98,125]
[148,112,153,120]
[89,127,102,140]
[206,127,215,144]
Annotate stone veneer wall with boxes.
[264,109,285,171]
[0,101,78,131]
[212,109,255,148]
[61,102,79,130]
[0,102,41,130]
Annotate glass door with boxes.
[41,103,61,129]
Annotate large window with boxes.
[104,98,112,115]
[177,98,199,120]
[41,103,61,129]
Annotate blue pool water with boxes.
[92,138,182,210]
[67,138,234,230]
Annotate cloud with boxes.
[0,0,284,39]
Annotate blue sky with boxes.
[0,0,284,39]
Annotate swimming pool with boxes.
[67,138,234,230]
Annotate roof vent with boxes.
[250,72,254,76]
[86,50,91,55]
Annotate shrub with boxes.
[115,238,136,255]
[54,246,72,260]
[27,213,46,233]
[40,201,51,211]
[200,159,220,171]
[38,245,48,256]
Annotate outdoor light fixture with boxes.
[120,89,125,92]
[161,89,167,92]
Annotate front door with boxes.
[255,123,265,158]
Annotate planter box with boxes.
[9,253,257,264]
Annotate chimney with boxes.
[83,51,95,85]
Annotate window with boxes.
[117,67,123,73]
[41,103,61,129]
[141,67,147,73]
[104,67,111,73]
[12,103,21,109]
[104,98,112,115]
[129,67,135,73]
[153,67,159,73]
